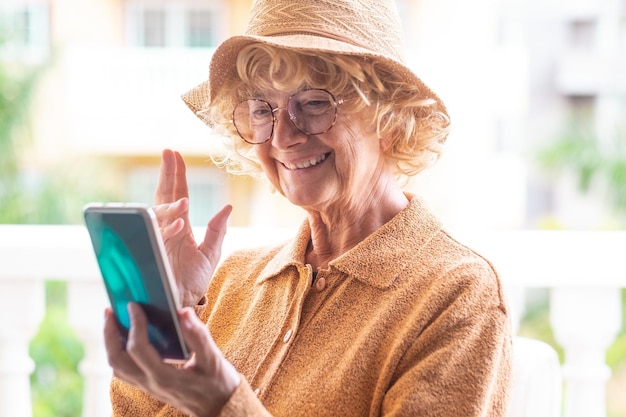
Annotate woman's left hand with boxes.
[104,304,241,417]
[152,149,232,307]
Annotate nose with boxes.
[271,107,306,148]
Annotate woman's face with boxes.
[253,90,389,212]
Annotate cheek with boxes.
[254,146,279,180]
[254,144,271,165]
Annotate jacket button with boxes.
[315,277,326,291]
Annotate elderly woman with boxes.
[104,0,512,416]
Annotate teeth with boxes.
[284,153,327,170]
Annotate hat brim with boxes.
[181,34,447,123]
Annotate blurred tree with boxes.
[29,281,85,417]
[537,124,626,222]
[0,32,40,222]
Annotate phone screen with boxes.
[84,205,189,360]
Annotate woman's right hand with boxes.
[153,149,232,307]
[105,304,241,416]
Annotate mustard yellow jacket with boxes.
[111,196,512,416]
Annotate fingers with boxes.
[125,303,168,370]
[106,304,180,399]
[155,149,189,205]
[178,307,217,358]
[104,307,142,380]
[177,308,241,407]
[121,303,182,391]
[172,151,189,200]
[155,149,175,205]
[103,307,125,356]
[153,198,189,239]
[199,205,232,266]
[106,305,239,415]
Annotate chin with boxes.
[283,192,319,208]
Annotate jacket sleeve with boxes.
[111,373,275,417]
[109,303,277,417]
[216,375,274,417]
[382,264,513,417]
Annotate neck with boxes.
[305,185,408,271]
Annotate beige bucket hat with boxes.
[182,0,447,123]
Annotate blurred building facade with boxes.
[523,0,626,229]
[1,0,625,229]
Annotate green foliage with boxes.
[607,289,626,368]
[537,129,599,191]
[0,50,39,204]
[0,30,43,223]
[29,281,84,417]
[537,125,626,218]
[1,158,123,224]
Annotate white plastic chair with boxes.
[507,336,563,417]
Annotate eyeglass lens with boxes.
[233,89,339,144]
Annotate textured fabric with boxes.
[246,0,406,61]
[111,195,512,416]
[181,0,448,125]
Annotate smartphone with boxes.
[83,203,190,361]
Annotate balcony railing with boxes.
[0,225,624,417]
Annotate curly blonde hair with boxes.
[200,43,450,180]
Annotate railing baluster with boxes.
[551,287,623,417]
[67,280,113,417]
[0,278,46,417]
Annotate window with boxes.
[127,166,228,227]
[0,2,49,61]
[126,1,225,48]
[187,10,214,47]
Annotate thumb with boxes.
[178,307,220,359]
[199,204,232,266]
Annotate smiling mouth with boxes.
[282,153,330,170]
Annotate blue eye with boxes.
[247,101,273,123]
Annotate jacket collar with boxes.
[255,194,442,288]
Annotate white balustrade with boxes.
[552,287,622,417]
[0,225,625,417]
[67,280,113,417]
[0,276,45,417]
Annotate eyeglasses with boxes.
[232,89,344,144]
